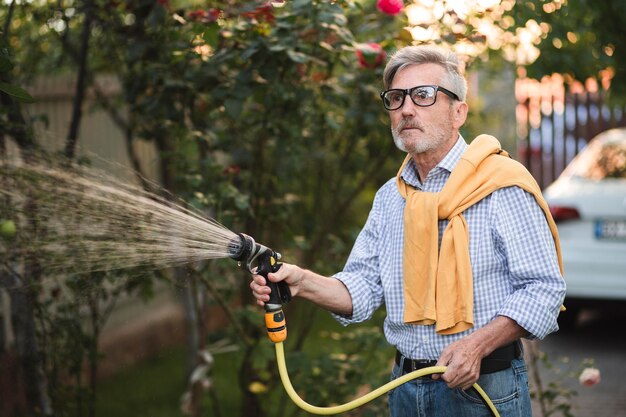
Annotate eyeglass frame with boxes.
[379,85,460,111]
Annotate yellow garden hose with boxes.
[275,342,500,417]
[233,240,500,417]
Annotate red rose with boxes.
[223,164,241,176]
[242,3,275,24]
[376,0,403,15]
[208,8,221,21]
[355,43,386,69]
[188,9,221,23]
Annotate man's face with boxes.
[388,63,461,155]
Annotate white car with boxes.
[543,128,626,323]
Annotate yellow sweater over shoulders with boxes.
[396,134,564,334]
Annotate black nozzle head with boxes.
[228,233,253,261]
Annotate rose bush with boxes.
[1,1,406,416]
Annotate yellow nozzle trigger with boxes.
[270,257,276,266]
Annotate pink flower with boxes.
[376,0,403,15]
[355,43,386,69]
[579,367,601,387]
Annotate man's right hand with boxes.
[250,262,304,307]
[249,263,354,316]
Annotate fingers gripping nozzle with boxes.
[229,233,291,342]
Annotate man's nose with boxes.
[400,95,417,116]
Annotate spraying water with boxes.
[0,158,242,275]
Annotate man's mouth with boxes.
[401,124,421,132]
[398,119,422,132]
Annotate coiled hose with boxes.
[275,342,500,416]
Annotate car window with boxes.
[566,138,626,180]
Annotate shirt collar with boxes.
[438,135,468,173]
[400,135,468,188]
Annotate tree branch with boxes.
[2,1,16,42]
[307,142,396,261]
[65,0,94,160]
[51,5,153,186]
[196,272,254,348]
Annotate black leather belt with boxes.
[396,341,521,376]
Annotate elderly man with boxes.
[251,45,566,417]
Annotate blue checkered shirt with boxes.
[332,137,566,360]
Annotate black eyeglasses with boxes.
[380,85,460,111]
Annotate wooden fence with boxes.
[515,73,626,189]
[18,74,160,182]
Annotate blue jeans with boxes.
[388,358,532,417]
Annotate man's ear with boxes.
[452,101,468,129]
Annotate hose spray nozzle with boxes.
[229,233,291,342]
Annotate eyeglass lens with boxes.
[383,86,438,110]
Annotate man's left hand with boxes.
[432,316,528,390]
[432,337,483,390]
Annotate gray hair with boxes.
[382,45,467,101]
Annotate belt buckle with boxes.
[411,359,434,371]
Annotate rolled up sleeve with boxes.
[331,195,385,326]
[494,187,567,339]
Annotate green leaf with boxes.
[0,82,36,103]
[292,0,311,9]
[268,44,287,52]
[0,48,14,72]
[319,9,347,26]
[224,98,243,118]
[202,24,220,49]
[147,3,167,27]
[286,49,309,63]
[241,46,259,61]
